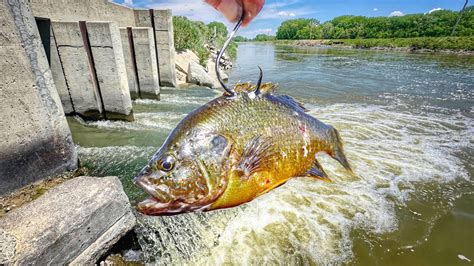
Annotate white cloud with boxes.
[428,7,443,14]
[389,11,404,17]
[277,11,296,17]
[121,0,133,7]
[373,8,378,11]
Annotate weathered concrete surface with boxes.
[52,21,103,119]
[187,61,217,89]
[134,9,152,27]
[49,26,74,114]
[0,0,77,195]
[119,27,139,99]
[0,176,136,264]
[153,9,177,87]
[133,27,160,99]
[30,0,135,27]
[87,22,133,121]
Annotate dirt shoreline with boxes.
[0,167,89,217]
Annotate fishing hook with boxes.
[216,15,243,95]
[216,14,264,96]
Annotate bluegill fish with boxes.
[134,83,351,215]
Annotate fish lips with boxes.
[134,165,173,205]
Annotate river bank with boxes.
[248,37,474,56]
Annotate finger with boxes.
[242,0,265,26]
[205,0,243,23]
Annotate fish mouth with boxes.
[134,165,173,206]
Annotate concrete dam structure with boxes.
[0,0,177,195]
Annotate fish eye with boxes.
[159,155,175,172]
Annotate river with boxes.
[67,43,473,265]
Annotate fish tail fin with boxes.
[327,127,352,171]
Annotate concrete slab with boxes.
[30,0,136,27]
[119,27,139,99]
[153,9,176,87]
[134,9,152,28]
[133,27,160,99]
[52,21,103,119]
[0,176,136,264]
[87,22,133,121]
[49,25,74,114]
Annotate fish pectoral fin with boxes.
[305,159,331,182]
[237,135,275,179]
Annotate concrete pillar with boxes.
[52,21,103,120]
[152,9,177,87]
[134,9,177,88]
[119,27,139,99]
[86,22,133,121]
[132,27,160,99]
[0,0,77,195]
[49,25,74,114]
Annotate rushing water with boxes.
[68,43,473,265]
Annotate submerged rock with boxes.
[0,176,136,265]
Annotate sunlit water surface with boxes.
[68,44,473,265]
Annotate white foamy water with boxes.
[135,103,472,265]
[73,112,186,131]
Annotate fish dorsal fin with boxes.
[233,82,252,93]
[232,82,279,95]
[306,159,331,182]
[236,135,275,179]
[249,82,279,95]
[276,95,309,112]
[259,82,279,95]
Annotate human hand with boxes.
[205,0,265,26]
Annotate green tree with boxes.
[254,34,276,41]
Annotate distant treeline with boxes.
[173,16,237,65]
[237,7,473,41]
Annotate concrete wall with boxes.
[52,21,103,120]
[30,0,135,27]
[86,22,133,121]
[0,0,77,195]
[133,27,160,99]
[135,9,177,87]
[49,25,74,114]
[119,28,139,99]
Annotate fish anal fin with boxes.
[237,135,275,180]
[306,159,331,182]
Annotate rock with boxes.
[123,249,144,262]
[207,58,228,83]
[0,229,16,264]
[175,49,200,74]
[0,176,136,265]
[187,61,218,89]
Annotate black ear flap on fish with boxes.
[236,135,275,179]
[306,159,331,182]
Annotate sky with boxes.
[114,0,469,38]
